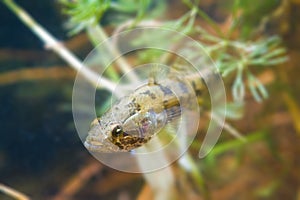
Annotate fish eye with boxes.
[112,125,123,137]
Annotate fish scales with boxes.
[84,72,207,152]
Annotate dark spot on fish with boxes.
[192,81,197,90]
[178,82,189,94]
[135,103,141,111]
[117,143,124,149]
[192,80,202,96]
[140,90,157,99]
[195,89,202,96]
[150,93,156,99]
[158,85,173,95]
[163,100,169,107]
[128,103,141,116]
[165,106,181,121]
[129,109,136,116]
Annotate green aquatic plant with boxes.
[198,29,287,102]
[59,0,165,34]
[57,0,288,104]
[2,0,288,199]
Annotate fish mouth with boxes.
[84,122,109,152]
[84,140,104,152]
[84,133,106,151]
[84,135,123,153]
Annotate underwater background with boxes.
[1,0,300,199]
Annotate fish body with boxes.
[85,71,206,152]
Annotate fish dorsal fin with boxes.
[148,76,156,86]
[147,63,170,86]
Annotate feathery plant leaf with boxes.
[60,0,164,34]
[195,27,287,102]
[60,0,111,34]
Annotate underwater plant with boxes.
[1,0,290,199]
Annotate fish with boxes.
[84,67,210,153]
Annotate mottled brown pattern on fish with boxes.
[110,135,151,150]
[85,71,208,152]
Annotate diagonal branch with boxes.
[0,183,30,200]
[2,0,117,92]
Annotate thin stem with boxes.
[86,25,120,82]
[87,24,140,82]
[0,66,74,85]
[209,130,266,156]
[52,161,102,200]
[0,183,30,200]
[2,0,117,92]
[182,0,224,37]
[179,154,209,199]
[2,1,178,198]
[209,112,246,141]
[137,138,176,200]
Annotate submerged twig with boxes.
[207,112,246,141]
[52,161,102,200]
[137,138,177,200]
[3,2,177,199]
[0,183,30,200]
[2,0,116,91]
[0,66,75,85]
[137,184,153,200]
[87,25,140,83]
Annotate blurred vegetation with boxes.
[1,0,300,200]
